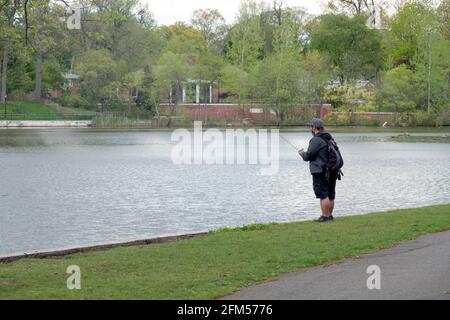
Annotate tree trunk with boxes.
[34,47,43,100]
[1,8,15,105]
[427,30,432,115]
[0,54,2,93]
[1,48,7,104]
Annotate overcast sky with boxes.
[143,0,327,26]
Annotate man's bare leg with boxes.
[320,198,331,217]
[330,200,335,216]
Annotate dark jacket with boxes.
[301,131,333,174]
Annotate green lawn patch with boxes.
[0,101,94,120]
[0,204,449,300]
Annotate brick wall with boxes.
[159,104,332,122]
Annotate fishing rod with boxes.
[279,134,301,152]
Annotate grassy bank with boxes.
[2,102,450,131]
[1,204,449,300]
[0,101,95,121]
[91,115,154,128]
[0,101,62,120]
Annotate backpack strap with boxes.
[317,136,331,148]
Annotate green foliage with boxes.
[159,22,207,55]
[0,100,92,120]
[0,0,448,125]
[227,0,265,72]
[191,8,227,51]
[323,82,374,111]
[310,14,382,83]
[42,57,64,92]
[249,15,330,124]
[154,51,189,103]
[376,65,418,114]
[54,94,90,109]
[414,29,450,112]
[134,66,159,114]
[75,49,120,104]
[380,1,449,117]
[438,0,450,40]
[384,1,432,67]
[191,49,225,84]
[91,115,152,128]
[219,65,249,100]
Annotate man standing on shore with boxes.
[299,119,341,223]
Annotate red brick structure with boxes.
[159,104,333,122]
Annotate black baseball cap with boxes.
[307,118,325,129]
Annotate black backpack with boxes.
[320,137,344,173]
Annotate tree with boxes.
[327,0,378,15]
[0,0,22,104]
[310,14,382,83]
[249,16,326,124]
[27,1,67,100]
[414,22,450,113]
[75,49,120,108]
[218,65,249,102]
[384,1,431,67]
[191,9,226,50]
[227,0,264,72]
[438,0,450,40]
[385,1,450,113]
[259,2,311,55]
[250,52,305,125]
[376,65,418,113]
[154,51,189,104]
[299,51,331,104]
[270,15,301,111]
[227,0,265,104]
[191,49,224,101]
[135,64,159,114]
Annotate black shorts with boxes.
[312,171,337,200]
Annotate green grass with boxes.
[0,101,62,120]
[1,204,449,300]
[0,101,95,120]
[91,115,154,128]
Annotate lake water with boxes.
[1,128,449,256]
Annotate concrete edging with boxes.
[0,232,208,264]
[0,120,92,128]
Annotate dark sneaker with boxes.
[314,216,333,223]
[329,215,335,221]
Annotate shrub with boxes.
[54,94,90,109]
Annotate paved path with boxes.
[224,231,450,300]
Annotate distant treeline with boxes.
[0,0,449,125]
